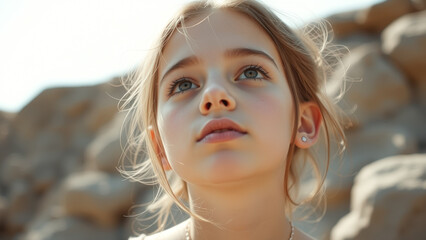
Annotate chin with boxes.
[199,150,256,185]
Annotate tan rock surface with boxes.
[0,195,7,227]
[62,171,135,227]
[326,10,362,38]
[22,217,118,240]
[388,104,426,145]
[9,79,124,153]
[328,43,411,127]
[331,154,426,240]
[85,112,126,173]
[325,123,418,205]
[382,11,426,104]
[298,123,419,239]
[4,180,35,233]
[357,0,416,33]
[0,110,15,155]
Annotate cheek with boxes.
[157,102,194,166]
[250,90,294,153]
[253,90,293,126]
[158,105,179,140]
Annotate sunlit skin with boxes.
[149,9,321,240]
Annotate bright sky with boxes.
[0,0,382,112]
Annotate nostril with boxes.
[221,99,229,107]
[206,102,212,110]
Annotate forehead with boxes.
[160,9,281,70]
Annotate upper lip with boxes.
[197,118,247,142]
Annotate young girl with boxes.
[123,0,346,239]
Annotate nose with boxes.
[199,83,236,115]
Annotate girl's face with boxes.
[156,9,294,186]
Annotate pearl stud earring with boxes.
[301,136,307,142]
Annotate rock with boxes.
[382,11,426,104]
[5,180,35,233]
[85,112,126,173]
[29,152,63,194]
[82,81,125,134]
[325,123,418,206]
[356,0,416,33]
[62,171,135,227]
[295,201,350,240]
[11,87,68,149]
[0,195,7,227]
[412,0,426,10]
[387,104,426,146]
[327,43,411,127]
[418,81,426,107]
[327,0,426,37]
[333,33,380,52]
[60,154,84,176]
[10,80,124,154]
[301,122,419,239]
[21,217,119,240]
[0,154,30,186]
[1,78,126,237]
[326,10,363,38]
[23,183,65,234]
[331,154,426,240]
[0,110,15,159]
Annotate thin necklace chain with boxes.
[185,221,294,240]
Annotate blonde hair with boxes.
[120,0,347,233]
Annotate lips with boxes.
[197,118,247,142]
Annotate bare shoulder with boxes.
[144,220,189,240]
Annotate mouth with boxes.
[197,118,247,143]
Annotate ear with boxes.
[294,102,322,149]
[148,126,172,171]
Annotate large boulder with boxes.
[325,123,418,205]
[4,180,36,234]
[297,123,418,239]
[327,0,426,37]
[0,154,30,187]
[382,11,426,105]
[356,0,419,33]
[0,78,127,238]
[326,10,363,38]
[0,110,15,159]
[85,112,126,173]
[0,195,7,229]
[327,43,411,127]
[9,80,124,154]
[21,217,119,240]
[62,171,135,227]
[387,104,426,146]
[331,154,426,240]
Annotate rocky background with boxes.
[1,0,425,239]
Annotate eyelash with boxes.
[167,78,195,97]
[237,65,270,81]
[166,64,270,97]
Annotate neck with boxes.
[186,172,293,240]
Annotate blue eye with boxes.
[168,78,198,96]
[243,69,259,78]
[237,65,269,81]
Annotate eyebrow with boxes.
[160,56,201,85]
[160,47,278,84]
[225,48,278,68]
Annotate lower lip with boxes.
[199,130,246,143]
